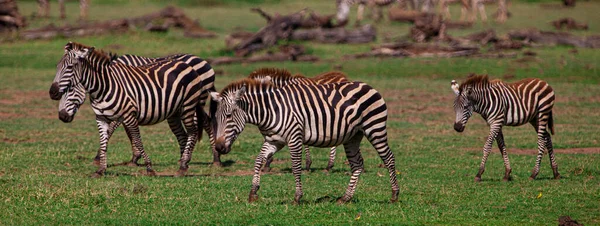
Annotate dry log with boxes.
[290,24,376,44]
[349,42,479,59]
[388,9,424,23]
[210,44,319,65]
[0,0,26,32]
[410,13,448,42]
[18,6,215,40]
[508,29,600,48]
[552,18,588,30]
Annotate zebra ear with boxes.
[451,80,460,96]
[234,84,247,101]
[209,92,222,102]
[65,42,73,51]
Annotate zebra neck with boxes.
[241,89,284,131]
[471,84,506,118]
[79,60,113,101]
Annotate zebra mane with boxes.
[459,74,501,91]
[311,71,348,82]
[67,42,115,65]
[247,68,305,80]
[221,78,274,94]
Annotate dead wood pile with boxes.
[348,42,479,59]
[231,8,373,57]
[0,0,26,32]
[209,44,319,65]
[508,29,600,48]
[552,18,588,30]
[19,6,215,40]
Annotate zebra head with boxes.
[50,42,93,100]
[209,84,248,154]
[58,83,87,123]
[451,80,474,132]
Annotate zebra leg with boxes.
[304,146,312,172]
[325,147,337,173]
[123,125,142,166]
[288,138,305,204]
[176,115,200,177]
[91,118,112,178]
[530,115,551,180]
[263,154,273,172]
[476,124,501,182]
[93,121,121,166]
[365,128,400,203]
[496,131,512,181]
[123,117,156,176]
[338,133,365,204]
[546,133,560,179]
[199,109,221,167]
[249,141,282,203]
[167,117,188,163]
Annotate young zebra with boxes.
[451,74,559,181]
[57,53,222,167]
[54,42,204,177]
[247,68,349,172]
[209,78,399,204]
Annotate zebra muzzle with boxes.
[49,82,62,100]
[215,138,231,154]
[59,109,74,123]
[454,122,465,132]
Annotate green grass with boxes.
[1,0,599,225]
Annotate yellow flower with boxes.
[536,192,543,199]
[355,213,361,221]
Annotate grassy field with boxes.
[1,0,599,224]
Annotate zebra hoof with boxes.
[248,194,259,203]
[126,162,139,167]
[261,167,271,173]
[553,174,561,180]
[390,189,399,203]
[174,169,187,177]
[322,169,331,175]
[146,170,157,177]
[92,159,101,166]
[212,162,222,167]
[336,197,350,205]
[503,176,512,182]
[90,172,103,178]
[474,176,482,182]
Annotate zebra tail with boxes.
[196,103,204,141]
[549,111,555,135]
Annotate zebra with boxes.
[247,68,350,172]
[54,42,205,177]
[451,74,559,182]
[37,0,89,20]
[56,53,222,167]
[209,77,399,204]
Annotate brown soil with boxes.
[0,90,55,120]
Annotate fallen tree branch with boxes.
[508,29,600,48]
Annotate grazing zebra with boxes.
[57,53,221,167]
[451,74,559,181]
[54,42,204,177]
[37,0,89,19]
[209,78,399,204]
[247,68,349,172]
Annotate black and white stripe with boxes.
[57,53,221,167]
[451,74,559,181]
[54,42,206,177]
[248,68,349,172]
[210,73,399,204]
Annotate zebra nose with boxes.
[49,82,62,100]
[58,109,73,123]
[454,123,465,132]
[215,137,230,154]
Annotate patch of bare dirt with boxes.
[464,147,600,155]
[0,90,56,120]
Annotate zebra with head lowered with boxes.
[247,68,349,172]
[451,74,559,182]
[209,74,399,204]
[56,53,222,168]
[53,42,205,177]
